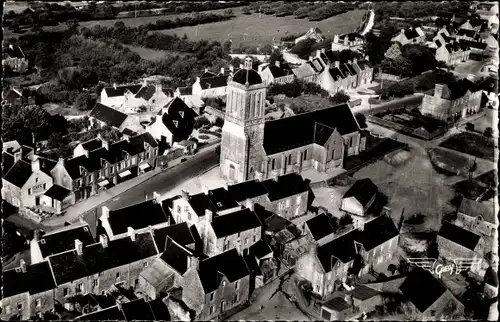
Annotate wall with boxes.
[202,275,250,320]
[50,164,73,191]
[29,290,56,319]
[213,226,261,256]
[100,90,125,108]
[341,197,364,216]
[457,213,496,236]
[0,292,30,320]
[266,191,308,220]
[1,179,22,208]
[420,94,452,121]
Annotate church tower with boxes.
[220,57,267,183]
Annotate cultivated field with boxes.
[158,9,366,47]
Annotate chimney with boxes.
[181,190,189,200]
[9,44,14,50]
[153,191,161,203]
[128,227,136,241]
[333,34,339,44]
[204,68,209,73]
[99,234,108,248]
[335,61,340,68]
[344,294,353,306]
[101,206,110,220]
[221,67,225,74]
[364,55,369,61]
[20,259,27,273]
[239,64,244,69]
[223,182,229,191]
[320,48,326,54]
[229,65,234,72]
[245,198,254,211]
[57,157,65,167]
[308,241,318,256]
[434,84,445,97]
[113,83,117,90]
[196,76,201,84]
[275,60,280,68]
[343,36,349,46]
[316,49,321,57]
[205,209,213,223]
[309,55,314,61]
[75,239,83,255]
[34,229,41,241]
[401,28,405,34]
[187,255,200,271]
[202,185,209,195]
[14,150,22,163]
[31,159,40,172]
[271,172,279,182]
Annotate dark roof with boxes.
[477,76,498,93]
[201,71,217,78]
[435,39,443,47]
[39,224,95,258]
[444,41,469,53]
[187,192,213,217]
[159,97,197,143]
[459,39,488,50]
[343,178,378,207]
[121,299,156,320]
[439,79,480,100]
[48,232,158,285]
[339,64,353,77]
[147,298,171,320]
[135,85,156,101]
[438,221,481,250]
[355,59,372,70]
[107,200,170,235]
[348,284,380,300]
[323,297,351,312]
[262,173,309,202]
[2,152,16,176]
[346,63,358,75]
[2,262,56,297]
[342,32,363,41]
[199,75,228,89]
[177,86,192,96]
[399,269,447,313]
[329,67,345,81]
[457,29,477,37]
[305,213,335,241]
[206,187,240,212]
[231,68,262,86]
[123,128,138,137]
[404,28,420,40]
[3,45,25,58]
[249,240,273,259]
[263,103,360,154]
[356,215,399,251]
[458,198,496,224]
[77,306,125,320]
[103,85,142,98]
[211,207,262,238]
[81,138,103,151]
[3,160,33,188]
[44,184,71,201]
[317,229,359,271]
[89,103,128,128]
[162,88,174,97]
[129,132,158,148]
[3,88,24,103]
[227,179,268,202]
[153,222,195,252]
[264,213,292,233]
[484,266,499,287]
[199,249,250,293]
[160,239,193,275]
[265,63,294,79]
[313,122,335,145]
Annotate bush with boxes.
[329,91,350,104]
[465,122,475,131]
[339,213,353,227]
[198,134,210,140]
[355,113,367,128]
[194,116,210,129]
[214,117,224,127]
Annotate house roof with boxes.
[249,240,273,259]
[356,215,399,251]
[399,269,447,313]
[459,39,488,50]
[346,63,358,75]
[305,213,335,241]
[48,231,158,285]
[2,152,15,174]
[153,222,195,252]
[135,85,157,101]
[343,178,379,207]
[147,298,172,320]
[227,179,269,202]
[348,284,380,300]
[265,63,294,79]
[339,64,353,77]
[444,41,469,53]
[293,63,317,78]
[206,187,240,212]
[457,29,477,37]
[107,200,170,235]
[323,297,351,312]
[103,84,142,98]
[329,67,345,81]
[439,79,480,100]
[355,59,372,70]
[477,76,498,93]
[39,224,95,258]
[313,122,335,145]
[484,266,499,287]
[159,97,197,143]
[3,160,33,188]
[438,221,481,250]
[263,103,360,154]
[77,306,125,320]
[458,198,496,224]
[3,45,25,59]
[262,173,309,202]
[198,249,250,293]
[186,192,213,218]
[211,207,262,238]
[81,138,103,151]
[231,68,262,86]
[89,103,128,128]
[263,212,292,234]
[435,39,443,47]
[43,184,72,201]
[177,86,192,96]
[121,299,156,321]
[404,28,422,40]
[160,240,193,275]
[199,75,228,89]
[162,88,174,97]
[310,58,325,73]
[2,262,56,297]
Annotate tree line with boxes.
[146,12,233,31]
[244,1,359,21]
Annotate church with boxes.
[220,57,367,184]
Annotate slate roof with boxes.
[186,192,213,217]
[249,240,273,259]
[2,262,56,297]
[48,232,158,285]
[162,88,174,97]
[313,122,335,145]
[438,221,481,250]
[153,222,195,252]
[458,198,496,224]
[3,45,25,58]
[147,298,172,320]
[199,75,228,89]
[198,249,250,293]
[329,67,345,81]
[339,64,353,77]
[3,160,33,188]
[323,297,351,312]
[477,76,498,93]
[305,213,335,241]
[356,215,399,251]
[103,85,142,98]
[484,266,499,287]
[343,178,378,207]
[346,63,358,75]
[459,39,488,50]
[160,239,193,275]
[311,58,325,73]
[262,172,309,201]
[206,187,240,212]
[399,269,447,313]
[348,284,380,300]
[107,200,170,235]
[121,299,157,320]
[43,184,72,201]
[293,63,317,78]
[177,86,192,96]
[265,62,294,79]
[135,85,156,101]
[457,29,477,37]
[39,224,95,258]
[122,128,138,137]
[444,41,469,53]
[435,39,443,47]
[77,306,125,320]
[159,97,197,143]
[439,79,480,100]
[81,138,103,152]
[232,68,262,86]
[227,179,268,202]
[404,28,421,40]
[2,152,16,174]
[264,213,292,234]
[89,103,128,128]
[355,59,372,70]
[211,207,262,238]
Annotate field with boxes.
[158,9,366,47]
[122,44,190,61]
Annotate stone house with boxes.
[192,72,230,98]
[258,61,295,85]
[122,82,173,112]
[399,269,465,320]
[456,198,497,236]
[458,38,489,55]
[420,80,482,122]
[391,27,426,46]
[437,221,486,262]
[340,178,378,218]
[88,103,140,132]
[38,184,74,214]
[2,44,29,73]
[320,296,354,320]
[292,60,321,83]
[435,41,470,66]
[346,284,383,315]
[244,240,278,288]
[455,28,478,41]
[330,33,366,52]
[305,213,336,244]
[100,84,142,108]
[352,58,373,87]
[296,215,399,298]
[99,195,171,240]
[147,97,198,147]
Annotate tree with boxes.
[100,125,122,143]
[214,117,224,127]
[465,122,475,131]
[47,132,64,149]
[483,127,493,138]
[388,264,398,275]
[329,91,350,104]
[468,157,477,181]
[355,113,367,128]
[396,258,410,274]
[339,213,353,227]
[66,18,80,31]
[223,8,233,16]
[268,48,283,64]
[222,40,232,52]
[290,38,316,60]
[74,93,94,111]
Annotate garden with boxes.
[439,131,495,162]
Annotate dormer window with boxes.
[40,239,46,244]
[179,111,184,118]
[173,120,179,127]
[122,151,129,159]
[79,166,86,175]
[217,202,223,208]
[101,158,107,167]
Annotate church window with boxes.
[229,164,236,181]
[288,154,292,165]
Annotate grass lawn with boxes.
[158,9,366,47]
[273,94,332,114]
[439,132,495,161]
[122,44,190,61]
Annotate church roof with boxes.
[232,68,262,86]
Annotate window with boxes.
[187,212,191,221]
[210,293,215,301]
[173,120,178,127]
[131,158,136,165]
[121,161,126,169]
[220,300,225,312]
[271,158,275,170]
[287,154,292,165]
[235,281,239,290]
[93,279,99,288]
[36,312,42,318]
[217,202,223,208]
[63,288,69,297]
[177,205,181,213]
[28,188,32,195]
[179,111,184,118]
[244,237,248,245]
[253,236,256,243]
[209,306,215,314]
[17,303,23,311]
[303,150,307,160]
[237,232,241,237]
[5,306,11,314]
[88,175,93,183]
[233,294,239,303]
[296,196,301,205]
[110,167,114,174]
[35,299,41,307]
[40,239,46,244]
[223,240,229,251]
[77,283,84,294]
[35,177,39,183]
[147,152,151,159]
[116,272,121,280]
[144,262,149,267]
[285,199,291,207]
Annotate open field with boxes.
[158,9,366,47]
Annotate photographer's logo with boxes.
[407,258,482,279]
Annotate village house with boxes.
[320,296,354,320]
[100,84,142,108]
[258,61,295,85]
[476,2,499,32]
[352,58,373,87]
[296,215,399,299]
[437,221,486,263]
[37,184,74,214]
[330,33,366,52]
[123,82,174,113]
[459,19,483,32]
[173,86,205,113]
[433,27,457,47]
[340,178,379,219]
[456,198,497,236]
[458,38,489,56]
[76,298,171,320]
[2,44,29,73]
[435,41,471,66]
[50,133,159,202]
[192,68,231,98]
[420,80,482,121]
[399,269,466,320]
[99,194,171,241]
[391,27,426,46]
[152,221,197,253]
[146,97,198,147]
[89,103,142,133]
[455,27,479,41]
[305,213,337,244]
[292,59,321,83]
[244,240,278,288]
[295,27,324,44]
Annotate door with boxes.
[229,164,236,181]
